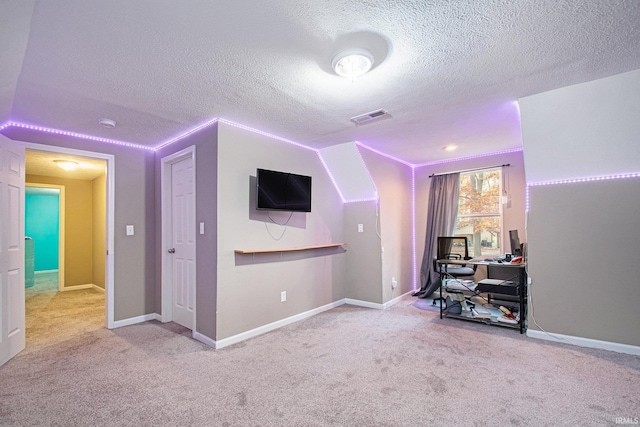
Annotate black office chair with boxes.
[433,236,478,307]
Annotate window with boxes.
[454,168,502,257]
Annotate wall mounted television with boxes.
[256,168,312,212]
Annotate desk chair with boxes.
[433,236,478,309]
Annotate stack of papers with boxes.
[471,306,492,319]
[497,315,519,324]
[444,279,476,291]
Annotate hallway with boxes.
[25,272,105,353]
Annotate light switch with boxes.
[126,225,134,236]
[199,222,205,235]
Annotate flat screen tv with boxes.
[256,168,312,212]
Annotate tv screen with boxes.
[256,168,312,212]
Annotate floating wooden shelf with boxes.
[234,243,346,255]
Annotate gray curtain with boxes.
[414,173,460,298]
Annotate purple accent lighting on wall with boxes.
[354,141,414,167]
[219,119,316,152]
[526,172,640,212]
[411,167,417,291]
[343,196,379,203]
[154,117,220,150]
[413,147,523,169]
[5,121,154,151]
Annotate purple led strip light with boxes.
[5,122,154,151]
[218,119,317,152]
[414,147,523,169]
[354,141,414,167]
[411,168,417,291]
[1,116,528,293]
[154,117,220,150]
[0,118,353,204]
[526,172,640,212]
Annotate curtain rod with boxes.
[428,163,510,178]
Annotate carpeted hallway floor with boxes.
[2,279,639,426]
[24,272,106,353]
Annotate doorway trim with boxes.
[161,145,197,331]
[23,142,116,329]
[25,183,66,291]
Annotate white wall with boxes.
[358,148,413,302]
[520,69,640,183]
[520,68,640,348]
[216,123,346,340]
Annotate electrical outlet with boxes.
[281,291,286,302]
[358,224,363,233]
[391,277,397,289]
[126,225,134,236]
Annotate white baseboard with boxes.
[345,291,413,310]
[213,300,345,350]
[61,283,94,291]
[527,329,640,356]
[383,290,413,309]
[60,284,105,293]
[112,313,161,329]
[345,298,383,309]
[92,284,106,293]
[193,331,216,348]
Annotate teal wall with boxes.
[25,190,60,271]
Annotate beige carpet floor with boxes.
[24,272,105,354]
[1,281,639,426]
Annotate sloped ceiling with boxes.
[2,0,640,164]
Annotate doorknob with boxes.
[168,248,176,254]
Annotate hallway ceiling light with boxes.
[332,49,374,80]
[443,144,458,152]
[98,118,117,128]
[54,160,78,171]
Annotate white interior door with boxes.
[170,156,196,330]
[0,135,25,367]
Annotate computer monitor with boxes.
[509,230,521,256]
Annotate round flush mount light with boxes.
[54,160,79,171]
[99,118,117,128]
[332,49,374,80]
[443,144,458,152]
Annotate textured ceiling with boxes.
[26,150,106,181]
[2,0,640,164]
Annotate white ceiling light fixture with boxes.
[444,144,458,152]
[99,118,117,128]
[54,160,79,171]
[332,48,374,80]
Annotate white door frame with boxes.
[25,183,66,291]
[23,142,116,329]
[161,145,196,331]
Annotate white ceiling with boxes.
[26,150,106,181]
[2,1,640,165]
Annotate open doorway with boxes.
[25,150,107,292]
[23,145,114,349]
[25,184,64,291]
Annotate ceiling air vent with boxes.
[350,109,390,126]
